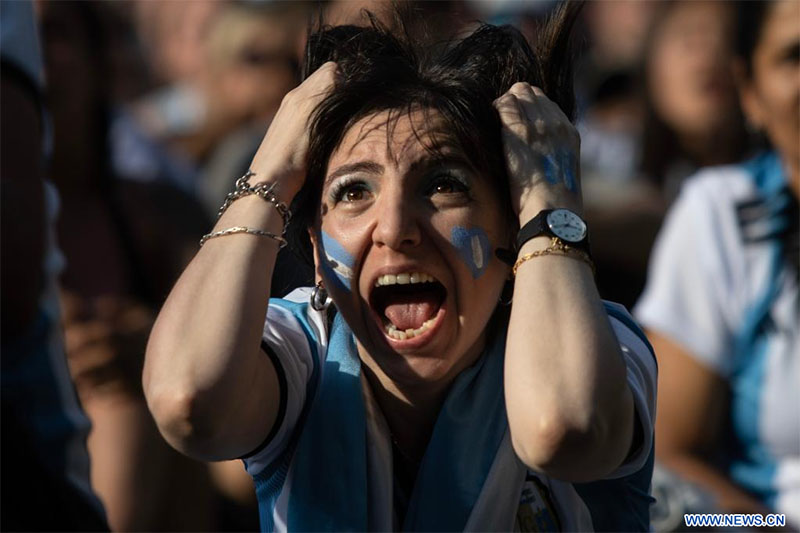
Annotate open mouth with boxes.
[369,272,447,342]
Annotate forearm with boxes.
[144,61,337,459]
[505,236,633,481]
[143,194,285,459]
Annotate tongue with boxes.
[383,293,439,331]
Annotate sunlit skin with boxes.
[311,110,511,398]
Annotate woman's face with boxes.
[647,1,738,137]
[739,0,800,185]
[312,109,511,387]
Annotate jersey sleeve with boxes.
[634,176,739,377]
[242,289,326,476]
[602,302,658,479]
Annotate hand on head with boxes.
[248,61,341,202]
[494,82,583,223]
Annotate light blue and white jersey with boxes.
[636,152,799,526]
[244,288,657,531]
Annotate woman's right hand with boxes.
[249,61,339,202]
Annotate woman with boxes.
[639,0,748,202]
[144,5,657,530]
[636,0,798,527]
[579,0,750,311]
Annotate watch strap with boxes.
[516,210,551,250]
[516,209,591,254]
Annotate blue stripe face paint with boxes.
[558,148,577,192]
[539,154,560,185]
[451,226,491,279]
[320,230,354,292]
[540,150,577,191]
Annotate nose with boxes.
[371,187,421,250]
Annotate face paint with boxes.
[539,153,560,185]
[557,148,577,192]
[451,226,492,279]
[320,230,354,292]
[540,150,577,192]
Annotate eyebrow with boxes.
[324,161,384,189]
[408,152,473,174]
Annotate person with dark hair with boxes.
[144,5,657,530]
[636,0,799,527]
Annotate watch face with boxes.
[546,209,587,242]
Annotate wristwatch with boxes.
[516,208,590,253]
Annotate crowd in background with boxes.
[1,0,796,531]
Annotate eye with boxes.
[425,172,470,196]
[345,187,367,202]
[330,179,372,204]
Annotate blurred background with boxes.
[2,0,791,531]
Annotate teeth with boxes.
[375,272,435,287]
[384,317,436,340]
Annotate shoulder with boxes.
[673,162,759,233]
[266,288,329,348]
[675,153,784,226]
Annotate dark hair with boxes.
[287,2,583,264]
[736,1,772,76]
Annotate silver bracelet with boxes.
[217,170,292,233]
[199,226,288,248]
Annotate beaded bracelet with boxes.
[512,237,595,276]
[217,170,291,234]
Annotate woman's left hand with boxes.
[494,82,582,223]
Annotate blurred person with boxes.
[192,1,310,212]
[133,0,221,87]
[0,0,107,529]
[133,2,306,170]
[575,0,657,186]
[636,0,799,528]
[582,0,656,73]
[582,0,749,309]
[39,2,215,530]
[640,0,749,203]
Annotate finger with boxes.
[530,85,546,98]
[494,93,522,122]
[515,85,564,126]
[507,82,538,106]
[494,94,530,137]
[516,87,573,138]
[509,92,547,135]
